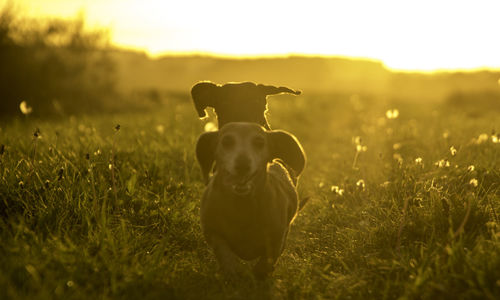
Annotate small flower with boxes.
[492,134,499,144]
[353,136,367,153]
[467,165,475,172]
[385,109,399,119]
[330,185,345,196]
[469,178,478,187]
[415,157,423,165]
[393,143,402,150]
[442,130,450,139]
[450,146,457,156]
[156,124,165,134]
[356,179,366,191]
[318,182,325,188]
[94,149,101,156]
[474,133,489,144]
[19,101,33,115]
[108,164,113,170]
[435,159,450,168]
[356,144,367,152]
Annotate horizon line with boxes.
[113,45,500,74]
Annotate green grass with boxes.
[1,95,499,299]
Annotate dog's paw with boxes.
[252,259,274,280]
[219,261,247,277]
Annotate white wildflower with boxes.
[450,146,457,156]
[469,178,478,187]
[356,179,366,191]
[19,101,33,115]
[386,109,399,119]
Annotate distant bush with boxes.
[0,5,118,118]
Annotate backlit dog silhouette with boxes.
[196,122,306,278]
[192,81,306,278]
[191,81,301,130]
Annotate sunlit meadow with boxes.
[1,94,499,299]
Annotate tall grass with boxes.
[0,95,499,299]
[0,5,118,118]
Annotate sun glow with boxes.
[6,0,500,71]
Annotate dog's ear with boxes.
[257,84,301,97]
[196,131,219,184]
[191,82,220,118]
[267,130,306,176]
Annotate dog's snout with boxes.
[234,154,251,175]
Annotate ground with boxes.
[0,94,499,299]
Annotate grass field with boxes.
[1,94,499,299]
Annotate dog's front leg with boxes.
[253,256,276,279]
[253,232,287,279]
[209,234,245,276]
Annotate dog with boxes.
[191,81,301,130]
[192,81,302,182]
[196,122,306,278]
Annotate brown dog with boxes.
[191,81,301,130]
[196,122,306,278]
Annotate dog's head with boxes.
[196,122,306,195]
[191,81,301,130]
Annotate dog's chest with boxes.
[202,193,273,259]
[209,196,266,234]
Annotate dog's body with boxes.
[197,122,305,278]
[191,81,301,130]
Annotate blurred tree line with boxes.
[0,5,118,118]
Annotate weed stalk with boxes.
[110,125,120,206]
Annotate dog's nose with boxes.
[234,154,251,175]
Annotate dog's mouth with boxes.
[226,171,259,196]
[232,182,252,196]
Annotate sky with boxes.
[3,0,500,71]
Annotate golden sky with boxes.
[4,0,500,71]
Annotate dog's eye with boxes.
[252,136,265,149]
[221,135,235,149]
